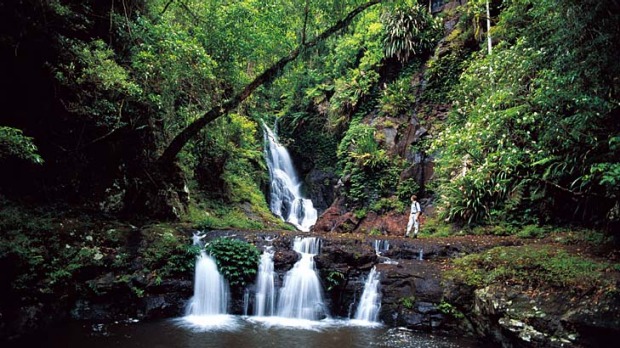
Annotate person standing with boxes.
[406,195,421,238]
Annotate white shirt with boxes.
[410,201,421,215]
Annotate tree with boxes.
[156,0,383,167]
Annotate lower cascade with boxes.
[254,247,277,317]
[185,251,230,316]
[276,237,328,320]
[353,267,382,322]
[184,234,385,329]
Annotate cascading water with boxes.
[179,234,238,330]
[374,239,398,265]
[263,123,317,232]
[276,237,327,320]
[254,246,277,317]
[353,267,382,323]
[185,250,230,316]
[373,240,390,255]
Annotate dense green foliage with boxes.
[205,237,260,289]
[2,1,619,343]
[0,127,43,164]
[382,1,442,62]
[432,0,620,227]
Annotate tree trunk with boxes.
[486,0,492,55]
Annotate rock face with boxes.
[445,284,620,348]
[313,197,410,235]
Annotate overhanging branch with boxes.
[156,0,382,166]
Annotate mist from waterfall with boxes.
[353,267,381,323]
[263,123,317,232]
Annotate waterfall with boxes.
[374,239,397,264]
[373,240,390,255]
[276,237,327,320]
[263,123,318,232]
[185,251,230,316]
[243,289,250,316]
[353,267,381,322]
[254,247,277,317]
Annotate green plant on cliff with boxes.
[337,123,411,209]
[205,237,260,289]
[438,300,465,319]
[378,72,418,117]
[325,270,346,291]
[400,296,416,309]
[382,1,443,63]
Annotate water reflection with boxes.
[6,317,491,348]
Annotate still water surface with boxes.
[10,315,493,348]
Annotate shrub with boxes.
[205,237,260,289]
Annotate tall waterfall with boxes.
[276,237,327,320]
[353,267,381,322]
[254,246,277,317]
[263,123,317,232]
[185,251,230,316]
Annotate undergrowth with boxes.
[445,245,619,293]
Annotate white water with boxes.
[353,267,382,323]
[185,251,230,316]
[373,240,390,255]
[276,237,327,320]
[254,247,277,317]
[263,123,317,232]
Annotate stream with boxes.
[7,316,492,348]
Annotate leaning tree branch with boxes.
[160,0,175,16]
[156,0,382,166]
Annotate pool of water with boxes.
[7,316,494,348]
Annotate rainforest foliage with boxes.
[0,0,618,234]
[431,0,619,227]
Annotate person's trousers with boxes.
[406,214,419,235]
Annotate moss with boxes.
[445,245,618,293]
[140,224,197,279]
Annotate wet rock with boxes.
[305,169,338,213]
[461,284,620,348]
